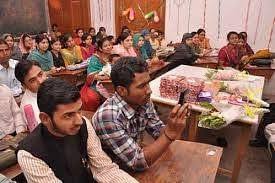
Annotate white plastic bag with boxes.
[265,123,275,157]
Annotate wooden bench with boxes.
[133,140,223,183]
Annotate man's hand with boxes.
[165,104,190,140]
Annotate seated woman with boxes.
[167,33,202,67]
[115,26,131,46]
[239,32,254,55]
[150,31,160,50]
[80,33,95,60]
[141,29,154,58]
[190,32,202,54]
[89,27,97,44]
[112,32,137,57]
[87,38,112,78]
[96,27,107,43]
[83,38,112,111]
[19,34,35,60]
[73,28,84,46]
[2,33,22,60]
[27,34,55,73]
[50,38,65,68]
[60,33,83,66]
[218,31,240,68]
[197,28,211,50]
[133,33,149,61]
[50,24,62,39]
[158,31,167,48]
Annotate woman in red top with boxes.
[218,31,240,68]
[80,33,95,60]
[239,32,254,55]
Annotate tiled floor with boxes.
[155,104,270,183]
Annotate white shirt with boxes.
[0,84,26,139]
[20,89,41,126]
[0,59,22,96]
[17,117,138,183]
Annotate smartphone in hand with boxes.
[178,89,190,105]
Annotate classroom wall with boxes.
[165,0,275,51]
[114,0,165,36]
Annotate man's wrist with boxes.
[164,129,175,142]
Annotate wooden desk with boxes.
[194,56,218,69]
[0,164,22,179]
[133,140,222,183]
[244,66,275,80]
[148,62,171,80]
[50,68,87,86]
[149,65,265,183]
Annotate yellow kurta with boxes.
[61,45,83,66]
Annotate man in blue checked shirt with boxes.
[92,56,190,172]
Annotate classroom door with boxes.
[115,0,166,35]
[48,0,91,34]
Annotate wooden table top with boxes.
[196,56,219,63]
[148,62,170,75]
[149,65,265,125]
[194,56,218,69]
[133,140,222,183]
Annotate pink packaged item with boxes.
[160,75,204,102]
[185,77,205,102]
[213,70,238,80]
[160,75,186,100]
[24,104,38,132]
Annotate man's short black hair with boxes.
[37,78,80,118]
[15,60,41,84]
[110,57,148,89]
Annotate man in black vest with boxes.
[17,78,137,183]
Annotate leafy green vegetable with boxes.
[199,114,225,129]
[199,102,214,110]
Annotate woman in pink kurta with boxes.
[112,32,137,57]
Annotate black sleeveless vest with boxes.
[17,120,95,183]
